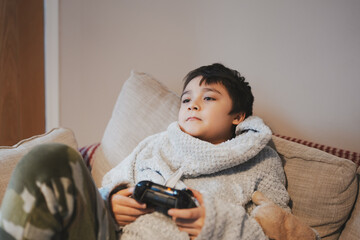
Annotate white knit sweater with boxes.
[100,116,290,240]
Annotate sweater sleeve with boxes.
[251,147,321,239]
[100,133,161,193]
[251,146,290,211]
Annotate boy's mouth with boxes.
[186,117,201,121]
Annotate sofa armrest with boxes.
[339,167,360,240]
[271,135,358,240]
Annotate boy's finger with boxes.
[115,214,138,223]
[168,207,202,220]
[112,193,147,209]
[113,204,153,216]
[117,187,135,197]
[189,189,203,205]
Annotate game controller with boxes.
[133,180,198,209]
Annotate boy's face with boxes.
[178,76,244,144]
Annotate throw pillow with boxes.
[91,71,180,186]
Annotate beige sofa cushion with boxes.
[0,128,78,205]
[91,71,180,186]
[271,136,358,240]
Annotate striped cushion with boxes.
[79,143,100,172]
[274,134,360,167]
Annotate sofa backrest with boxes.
[88,71,359,240]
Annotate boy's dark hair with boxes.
[183,63,254,118]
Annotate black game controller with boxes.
[133,180,198,209]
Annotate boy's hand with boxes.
[168,189,205,240]
[111,187,154,226]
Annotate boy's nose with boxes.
[188,100,200,110]
[188,105,199,110]
[187,98,200,111]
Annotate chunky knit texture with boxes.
[100,116,290,240]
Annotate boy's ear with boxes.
[232,113,246,125]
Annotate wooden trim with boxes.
[44,0,59,131]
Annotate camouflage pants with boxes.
[0,143,117,240]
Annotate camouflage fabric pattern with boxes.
[0,143,117,240]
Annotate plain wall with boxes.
[60,0,360,152]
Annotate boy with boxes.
[0,63,316,239]
[100,63,290,239]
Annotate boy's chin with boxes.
[178,122,217,143]
[178,124,200,137]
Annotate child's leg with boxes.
[0,143,117,240]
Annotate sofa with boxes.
[1,71,359,240]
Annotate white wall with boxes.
[59,0,360,152]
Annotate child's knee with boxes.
[22,143,79,164]
[12,143,83,182]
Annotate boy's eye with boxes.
[182,99,190,104]
[204,97,215,101]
